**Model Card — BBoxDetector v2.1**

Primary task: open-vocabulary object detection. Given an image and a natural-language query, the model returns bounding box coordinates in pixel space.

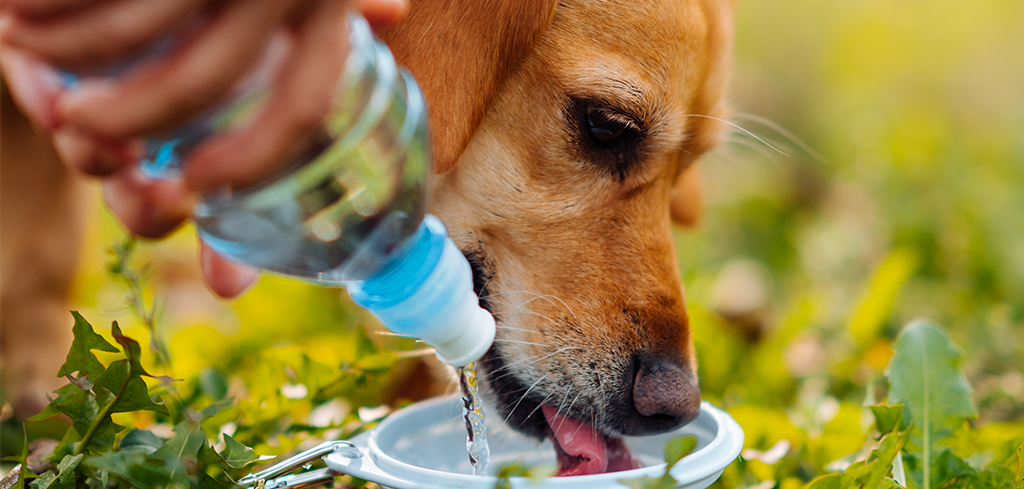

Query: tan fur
[1,83,90,416]
[385,0,736,435]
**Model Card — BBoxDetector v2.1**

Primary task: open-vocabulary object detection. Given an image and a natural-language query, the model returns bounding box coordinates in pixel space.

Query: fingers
[0,0,203,70]
[56,0,300,139]
[51,126,138,175]
[101,164,194,238]
[184,0,348,192]
[357,0,407,28]
[0,0,101,19]
[199,241,259,298]
[0,43,137,175]
[0,45,62,130]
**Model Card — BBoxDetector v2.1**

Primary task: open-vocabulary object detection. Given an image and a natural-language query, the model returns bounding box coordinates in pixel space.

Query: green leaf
[86,450,175,488]
[1016,441,1023,489]
[45,427,81,465]
[219,434,260,469]
[870,404,905,434]
[31,454,83,489]
[111,321,177,385]
[119,428,164,454]
[806,473,844,489]
[880,479,903,489]
[51,386,120,456]
[807,428,910,489]
[151,413,210,486]
[664,436,697,469]
[197,441,224,467]
[491,462,554,489]
[57,312,119,380]
[196,470,233,489]
[199,368,229,400]
[14,424,29,489]
[93,360,168,415]
[886,320,976,489]
[930,450,975,488]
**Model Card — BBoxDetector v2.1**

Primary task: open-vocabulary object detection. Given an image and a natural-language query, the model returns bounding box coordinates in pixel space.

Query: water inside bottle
[194,114,429,283]
[457,362,490,476]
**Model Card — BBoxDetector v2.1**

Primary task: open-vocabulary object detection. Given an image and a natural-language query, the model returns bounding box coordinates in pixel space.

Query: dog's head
[380,0,735,473]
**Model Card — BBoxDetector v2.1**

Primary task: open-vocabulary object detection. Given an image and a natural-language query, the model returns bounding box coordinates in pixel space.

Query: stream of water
[456,362,490,476]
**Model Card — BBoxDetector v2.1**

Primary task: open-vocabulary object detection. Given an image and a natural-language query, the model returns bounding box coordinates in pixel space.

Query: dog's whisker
[723,134,784,166]
[732,112,826,164]
[509,310,564,329]
[493,338,550,347]
[482,290,578,320]
[682,113,789,156]
[502,374,549,427]
[560,391,584,433]
[486,347,581,381]
[491,310,564,333]
[551,384,574,432]
[519,390,558,430]
[510,293,579,320]
[486,354,545,376]
[556,384,572,416]
[485,347,581,384]
[493,324,535,333]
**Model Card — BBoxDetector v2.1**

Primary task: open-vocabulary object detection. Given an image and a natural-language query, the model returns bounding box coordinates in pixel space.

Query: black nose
[619,356,701,436]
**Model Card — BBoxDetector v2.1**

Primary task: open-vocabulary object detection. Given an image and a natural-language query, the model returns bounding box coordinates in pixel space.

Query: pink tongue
[541,405,641,476]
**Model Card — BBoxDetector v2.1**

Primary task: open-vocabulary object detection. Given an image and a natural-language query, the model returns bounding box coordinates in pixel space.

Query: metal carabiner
[236,440,361,489]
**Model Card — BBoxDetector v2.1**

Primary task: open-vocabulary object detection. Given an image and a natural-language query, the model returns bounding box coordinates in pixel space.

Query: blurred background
[1,0,1022,487]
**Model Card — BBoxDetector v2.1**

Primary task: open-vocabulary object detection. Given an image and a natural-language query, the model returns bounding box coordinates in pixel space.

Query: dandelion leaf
[57,312,118,383]
[887,319,976,488]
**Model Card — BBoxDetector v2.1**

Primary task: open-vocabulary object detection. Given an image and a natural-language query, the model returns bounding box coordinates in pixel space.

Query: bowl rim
[326,396,743,488]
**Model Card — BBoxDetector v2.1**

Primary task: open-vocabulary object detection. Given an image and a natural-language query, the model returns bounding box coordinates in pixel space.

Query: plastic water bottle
[63,14,495,366]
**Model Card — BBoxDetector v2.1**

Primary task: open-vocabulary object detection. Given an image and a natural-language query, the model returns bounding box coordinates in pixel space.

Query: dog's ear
[377,0,558,174]
[670,0,736,227]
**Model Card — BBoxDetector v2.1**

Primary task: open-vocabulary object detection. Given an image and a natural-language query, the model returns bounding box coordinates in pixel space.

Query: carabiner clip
[236,440,360,488]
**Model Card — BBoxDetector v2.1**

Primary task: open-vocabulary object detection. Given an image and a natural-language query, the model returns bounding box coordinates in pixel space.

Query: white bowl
[324,396,743,489]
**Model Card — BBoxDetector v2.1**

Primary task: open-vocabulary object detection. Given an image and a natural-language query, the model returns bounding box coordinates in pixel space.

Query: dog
[0,0,735,475]
[377,0,736,476]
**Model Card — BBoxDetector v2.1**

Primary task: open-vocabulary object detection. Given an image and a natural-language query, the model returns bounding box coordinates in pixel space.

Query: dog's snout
[620,356,700,435]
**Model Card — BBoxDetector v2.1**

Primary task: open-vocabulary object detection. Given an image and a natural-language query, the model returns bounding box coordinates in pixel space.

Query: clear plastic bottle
[63,14,495,366]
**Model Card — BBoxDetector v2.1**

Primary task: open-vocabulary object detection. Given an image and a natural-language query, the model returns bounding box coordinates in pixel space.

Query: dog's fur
[0,0,736,443]
[379,0,736,439]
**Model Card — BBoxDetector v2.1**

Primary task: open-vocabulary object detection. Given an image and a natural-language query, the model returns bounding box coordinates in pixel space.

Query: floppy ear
[377,0,558,174]
[670,0,736,227]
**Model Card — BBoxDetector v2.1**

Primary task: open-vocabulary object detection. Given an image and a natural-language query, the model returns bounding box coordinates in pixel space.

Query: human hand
[0,0,406,297]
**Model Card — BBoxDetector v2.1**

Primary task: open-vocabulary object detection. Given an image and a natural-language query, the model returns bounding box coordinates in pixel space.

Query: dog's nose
[621,357,701,435]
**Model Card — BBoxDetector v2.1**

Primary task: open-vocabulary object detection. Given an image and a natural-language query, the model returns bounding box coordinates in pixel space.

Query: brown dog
[378,0,736,476]
[0,0,735,474]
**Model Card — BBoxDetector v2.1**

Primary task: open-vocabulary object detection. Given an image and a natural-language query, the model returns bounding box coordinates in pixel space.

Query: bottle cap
[348,215,496,366]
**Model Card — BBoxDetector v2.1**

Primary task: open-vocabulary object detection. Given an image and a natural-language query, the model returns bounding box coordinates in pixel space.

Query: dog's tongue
[541,405,641,477]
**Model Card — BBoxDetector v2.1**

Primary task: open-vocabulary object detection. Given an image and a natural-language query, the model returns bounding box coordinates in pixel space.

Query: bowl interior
[372,397,721,476]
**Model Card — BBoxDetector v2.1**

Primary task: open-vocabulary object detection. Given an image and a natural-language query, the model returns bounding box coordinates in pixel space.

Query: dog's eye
[586,106,632,144]
[567,99,646,181]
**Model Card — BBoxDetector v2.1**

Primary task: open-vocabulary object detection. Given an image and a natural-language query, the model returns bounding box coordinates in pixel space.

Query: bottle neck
[347,215,496,366]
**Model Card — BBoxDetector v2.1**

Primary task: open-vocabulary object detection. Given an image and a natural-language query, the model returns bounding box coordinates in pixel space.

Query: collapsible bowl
[318,396,743,489]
